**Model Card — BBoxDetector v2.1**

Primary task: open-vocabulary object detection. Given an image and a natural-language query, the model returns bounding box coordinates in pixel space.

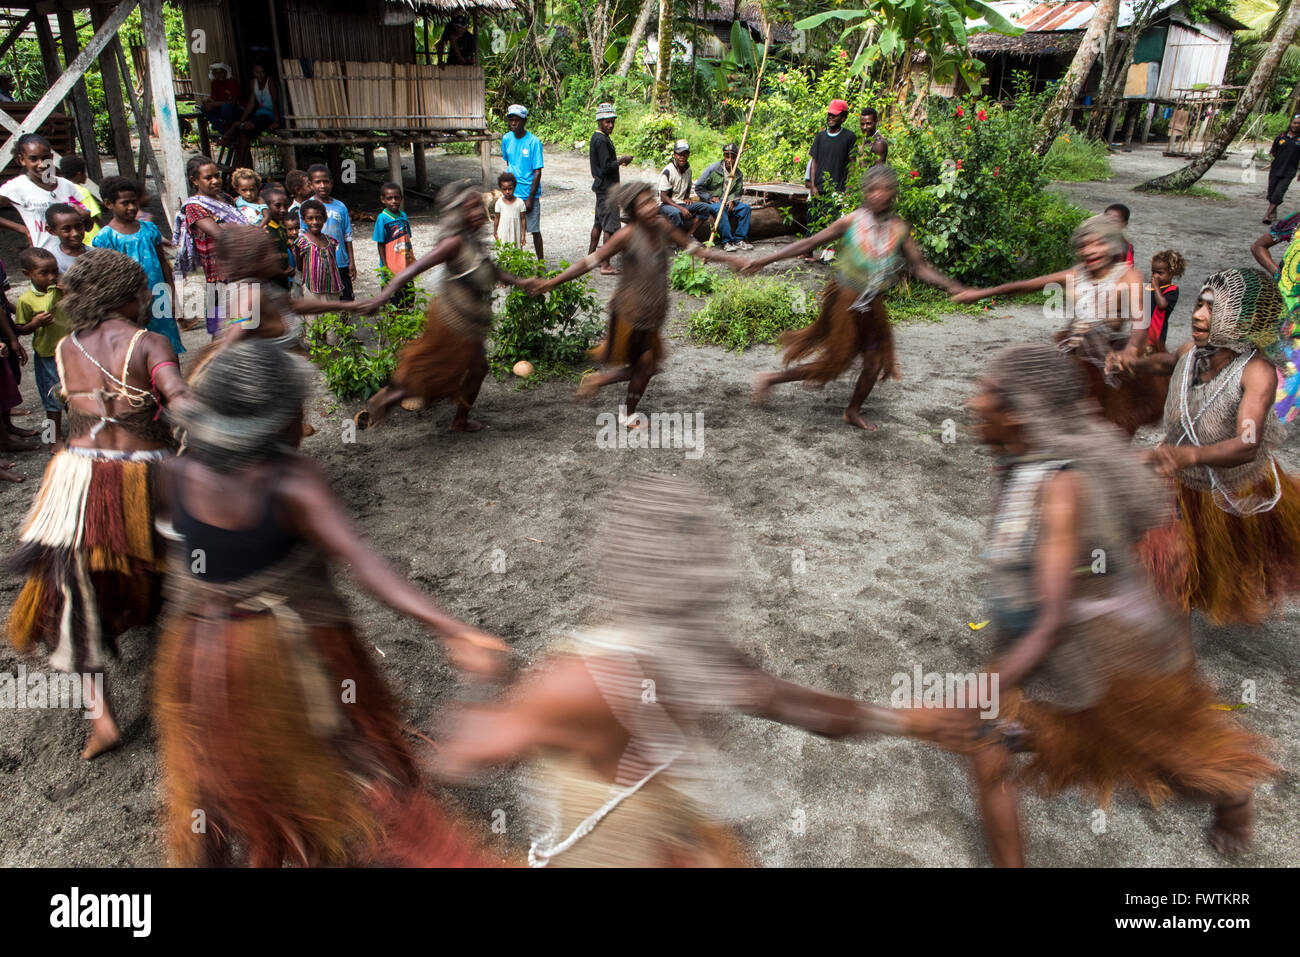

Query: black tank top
[173,474,298,584]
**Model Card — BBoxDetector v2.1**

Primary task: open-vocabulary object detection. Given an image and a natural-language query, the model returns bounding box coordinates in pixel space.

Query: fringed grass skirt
[1056,332,1169,436]
[6,446,167,672]
[1003,668,1276,807]
[155,592,492,867]
[589,312,665,369]
[1140,469,1300,624]
[394,300,485,407]
[780,280,896,386]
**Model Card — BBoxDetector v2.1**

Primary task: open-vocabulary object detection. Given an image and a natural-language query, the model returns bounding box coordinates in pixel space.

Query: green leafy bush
[669,251,720,296]
[689,278,818,351]
[490,243,604,383]
[890,82,1089,283]
[1044,134,1113,182]
[304,278,430,400]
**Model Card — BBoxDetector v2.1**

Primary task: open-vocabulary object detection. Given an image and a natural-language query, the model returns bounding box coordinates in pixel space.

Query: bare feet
[0,464,22,482]
[9,406,32,418]
[576,372,602,398]
[1208,796,1254,857]
[752,373,776,406]
[843,408,879,431]
[0,436,39,452]
[448,417,486,432]
[599,266,622,276]
[6,422,38,437]
[82,726,122,760]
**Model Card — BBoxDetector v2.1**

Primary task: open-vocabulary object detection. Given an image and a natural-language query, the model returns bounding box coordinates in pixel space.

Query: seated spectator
[200,63,242,135]
[692,143,752,251]
[658,140,696,232]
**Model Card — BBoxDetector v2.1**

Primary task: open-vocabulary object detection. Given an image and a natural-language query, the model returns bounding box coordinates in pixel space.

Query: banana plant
[795,1,1022,100]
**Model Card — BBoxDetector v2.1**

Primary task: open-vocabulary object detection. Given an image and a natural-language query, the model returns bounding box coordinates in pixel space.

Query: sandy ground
[0,141,1296,868]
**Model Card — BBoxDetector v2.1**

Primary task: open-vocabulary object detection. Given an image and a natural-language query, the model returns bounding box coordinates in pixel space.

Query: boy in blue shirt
[373,181,415,307]
[307,163,355,300]
[502,104,544,260]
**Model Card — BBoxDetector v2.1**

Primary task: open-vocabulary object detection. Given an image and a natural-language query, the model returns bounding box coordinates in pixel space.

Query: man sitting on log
[693,143,753,252]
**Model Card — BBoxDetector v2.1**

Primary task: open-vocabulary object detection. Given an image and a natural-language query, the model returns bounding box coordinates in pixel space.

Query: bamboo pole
[706,15,771,247]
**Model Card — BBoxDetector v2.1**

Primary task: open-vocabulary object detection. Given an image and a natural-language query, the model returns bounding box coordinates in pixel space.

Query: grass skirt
[1057,332,1169,435]
[393,299,485,407]
[779,280,896,386]
[6,447,167,672]
[1002,667,1276,807]
[589,312,665,369]
[154,549,492,866]
[1139,468,1300,624]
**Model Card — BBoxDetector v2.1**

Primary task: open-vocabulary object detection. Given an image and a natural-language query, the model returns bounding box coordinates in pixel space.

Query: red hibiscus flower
[956,159,962,170]
[977,109,988,121]
[910,170,919,177]
[955,106,964,118]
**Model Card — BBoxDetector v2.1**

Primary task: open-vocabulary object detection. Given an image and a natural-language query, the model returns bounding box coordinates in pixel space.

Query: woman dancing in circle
[530,180,736,418]
[156,341,506,866]
[955,214,1164,436]
[6,250,190,759]
[354,180,531,433]
[1119,268,1300,624]
[902,343,1275,865]
[742,164,967,431]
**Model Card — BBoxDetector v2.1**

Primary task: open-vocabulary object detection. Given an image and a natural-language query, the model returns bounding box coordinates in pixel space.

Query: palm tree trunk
[617,0,658,79]
[653,0,674,110]
[1138,0,1300,192]
[1033,0,1121,155]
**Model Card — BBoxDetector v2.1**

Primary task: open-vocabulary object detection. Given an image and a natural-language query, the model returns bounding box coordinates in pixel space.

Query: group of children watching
[0,133,430,458]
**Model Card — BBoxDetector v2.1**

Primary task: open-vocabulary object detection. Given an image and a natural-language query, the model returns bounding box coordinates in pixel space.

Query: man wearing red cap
[809,99,857,196]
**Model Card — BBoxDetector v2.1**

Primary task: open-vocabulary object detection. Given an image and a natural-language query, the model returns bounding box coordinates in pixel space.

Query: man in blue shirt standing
[502,104,544,260]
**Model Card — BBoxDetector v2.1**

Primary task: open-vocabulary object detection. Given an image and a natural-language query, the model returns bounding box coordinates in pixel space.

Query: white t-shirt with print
[0,175,84,251]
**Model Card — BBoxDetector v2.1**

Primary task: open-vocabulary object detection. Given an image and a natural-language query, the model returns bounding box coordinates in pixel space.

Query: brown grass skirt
[393,300,485,407]
[154,609,492,866]
[1004,668,1276,807]
[7,448,165,672]
[780,280,896,386]
[589,313,665,369]
[1140,469,1300,625]
[1056,332,1169,436]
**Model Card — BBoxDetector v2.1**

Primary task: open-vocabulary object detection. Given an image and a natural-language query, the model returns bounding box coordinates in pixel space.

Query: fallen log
[689,203,804,242]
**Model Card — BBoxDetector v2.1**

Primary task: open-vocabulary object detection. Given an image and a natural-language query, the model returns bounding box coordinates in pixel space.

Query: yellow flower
[1063,135,1071,143]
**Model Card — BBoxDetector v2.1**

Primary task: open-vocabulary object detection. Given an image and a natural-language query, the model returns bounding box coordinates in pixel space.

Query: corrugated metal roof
[969,0,1231,32]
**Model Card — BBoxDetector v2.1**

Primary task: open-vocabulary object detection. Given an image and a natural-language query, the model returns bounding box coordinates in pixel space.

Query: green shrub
[1044,134,1113,182]
[304,276,430,401]
[489,243,604,384]
[890,82,1090,283]
[669,251,721,296]
[689,278,818,351]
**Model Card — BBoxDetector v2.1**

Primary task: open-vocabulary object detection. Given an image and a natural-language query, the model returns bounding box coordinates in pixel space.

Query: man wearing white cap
[200,62,242,135]
[589,102,632,272]
[658,140,697,232]
[503,104,545,258]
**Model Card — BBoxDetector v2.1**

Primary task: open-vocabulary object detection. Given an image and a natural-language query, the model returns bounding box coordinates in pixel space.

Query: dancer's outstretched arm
[739,213,855,274]
[952,268,1071,304]
[899,231,967,295]
[279,454,508,676]
[531,224,636,294]
[354,234,463,313]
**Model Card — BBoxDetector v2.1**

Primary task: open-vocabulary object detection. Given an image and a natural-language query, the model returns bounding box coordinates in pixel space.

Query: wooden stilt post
[385,141,401,184]
[34,14,62,88]
[326,144,341,180]
[363,144,375,169]
[57,9,102,179]
[141,0,184,224]
[413,140,427,191]
[93,2,135,177]
[478,138,491,187]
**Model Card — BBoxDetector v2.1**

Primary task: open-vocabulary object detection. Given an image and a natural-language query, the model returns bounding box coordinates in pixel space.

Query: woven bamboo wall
[281,61,486,131]
[284,0,416,63]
